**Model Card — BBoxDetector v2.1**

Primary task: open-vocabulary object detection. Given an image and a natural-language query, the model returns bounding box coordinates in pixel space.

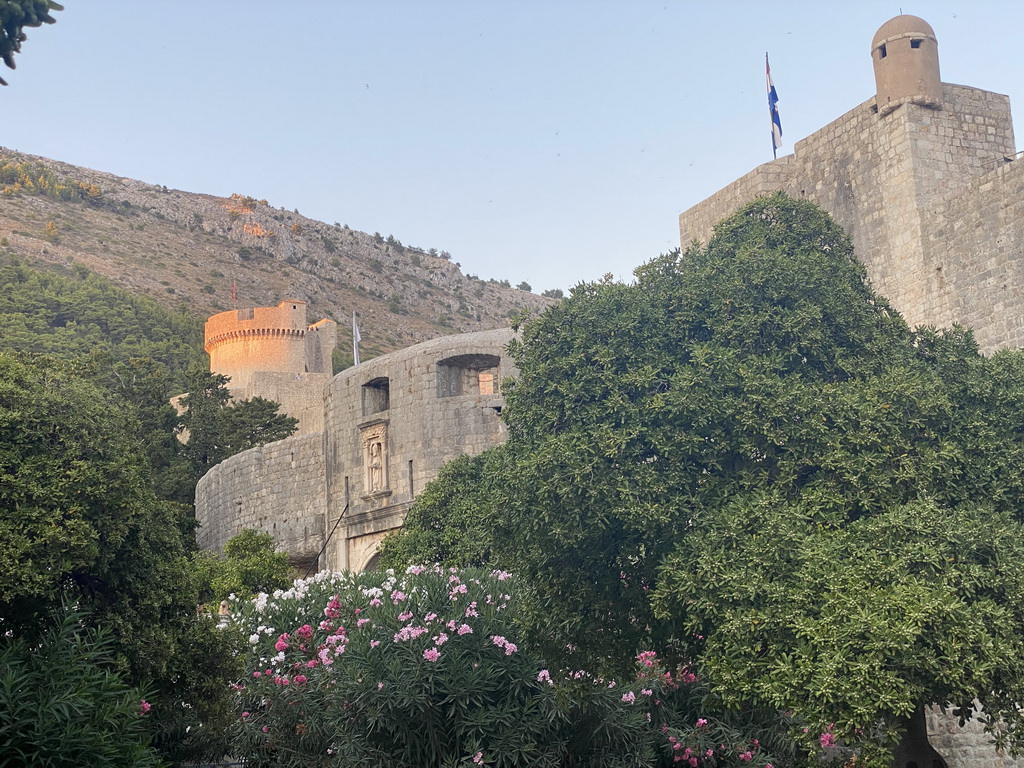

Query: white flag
[352,311,361,366]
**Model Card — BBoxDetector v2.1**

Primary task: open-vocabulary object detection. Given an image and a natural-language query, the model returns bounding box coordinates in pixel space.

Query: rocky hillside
[0,147,553,361]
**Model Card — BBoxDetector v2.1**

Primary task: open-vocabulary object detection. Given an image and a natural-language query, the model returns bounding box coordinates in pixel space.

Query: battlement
[204,300,337,432]
[202,301,335,397]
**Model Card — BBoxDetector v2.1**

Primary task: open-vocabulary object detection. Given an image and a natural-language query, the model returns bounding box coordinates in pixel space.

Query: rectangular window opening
[408,460,414,497]
[879,44,887,58]
[910,39,921,49]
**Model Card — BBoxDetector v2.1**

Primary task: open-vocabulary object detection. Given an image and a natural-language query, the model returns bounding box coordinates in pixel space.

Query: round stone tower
[871,14,941,116]
[205,299,310,390]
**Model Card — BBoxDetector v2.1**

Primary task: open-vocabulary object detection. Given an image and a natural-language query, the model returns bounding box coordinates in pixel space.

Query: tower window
[879,44,887,59]
[910,39,922,49]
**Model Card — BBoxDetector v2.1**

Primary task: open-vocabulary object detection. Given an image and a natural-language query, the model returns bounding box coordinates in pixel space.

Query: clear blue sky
[4,1,1024,293]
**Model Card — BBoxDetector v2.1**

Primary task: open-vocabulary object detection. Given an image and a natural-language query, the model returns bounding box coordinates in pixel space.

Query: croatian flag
[766,53,782,159]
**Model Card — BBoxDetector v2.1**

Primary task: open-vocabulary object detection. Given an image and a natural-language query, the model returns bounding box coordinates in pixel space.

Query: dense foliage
[383,194,1024,765]
[228,566,787,768]
[0,261,204,389]
[194,529,294,604]
[0,606,160,768]
[0,352,241,764]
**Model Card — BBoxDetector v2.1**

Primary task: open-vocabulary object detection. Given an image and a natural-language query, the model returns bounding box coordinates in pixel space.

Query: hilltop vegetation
[0,147,554,360]
[0,256,204,388]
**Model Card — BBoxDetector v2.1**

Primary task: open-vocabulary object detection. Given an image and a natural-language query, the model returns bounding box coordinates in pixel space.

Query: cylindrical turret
[871,15,941,116]
[205,300,310,389]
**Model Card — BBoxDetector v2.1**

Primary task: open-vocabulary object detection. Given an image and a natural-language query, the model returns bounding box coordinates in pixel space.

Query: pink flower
[369,598,382,607]
[641,688,653,696]
[138,700,151,715]
[820,732,836,748]
[242,711,250,718]
[275,633,290,652]
[457,623,473,635]
[390,589,407,604]
[537,669,553,685]
[465,601,479,618]
[307,659,318,668]
[696,718,708,728]
[324,596,341,619]
[425,612,438,622]
[739,751,753,762]
[434,632,449,646]
[398,611,413,621]
[253,671,262,678]
[357,618,370,627]
[293,674,308,685]
[377,681,384,689]
[423,647,441,662]
[473,752,484,765]
[296,624,313,639]
[636,651,657,668]
[370,640,381,648]
[621,691,636,703]
[262,726,269,733]
[689,758,698,767]
[449,583,468,598]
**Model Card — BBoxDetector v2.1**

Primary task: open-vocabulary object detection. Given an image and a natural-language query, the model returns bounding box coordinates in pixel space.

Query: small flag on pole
[352,311,361,366]
[766,53,783,159]
[232,279,237,308]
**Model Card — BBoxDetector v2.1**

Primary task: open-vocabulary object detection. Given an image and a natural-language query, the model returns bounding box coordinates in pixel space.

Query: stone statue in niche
[360,422,389,497]
[368,440,384,491]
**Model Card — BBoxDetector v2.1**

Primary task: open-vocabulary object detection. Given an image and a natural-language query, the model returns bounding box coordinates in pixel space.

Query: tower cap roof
[872,15,936,50]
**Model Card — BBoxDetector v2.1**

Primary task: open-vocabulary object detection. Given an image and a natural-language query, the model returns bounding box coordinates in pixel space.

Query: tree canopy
[383,194,1024,766]
[0,352,241,763]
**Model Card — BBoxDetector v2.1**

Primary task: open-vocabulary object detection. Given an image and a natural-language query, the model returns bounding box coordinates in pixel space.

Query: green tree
[387,194,1024,766]
[194,529,293,604]
[0,0,62,85]
[0,352,241,764]
[0,605,161,768]
[177,366,298,499]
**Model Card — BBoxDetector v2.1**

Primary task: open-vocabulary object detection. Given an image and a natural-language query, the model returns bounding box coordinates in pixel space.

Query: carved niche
[360,421,391,501]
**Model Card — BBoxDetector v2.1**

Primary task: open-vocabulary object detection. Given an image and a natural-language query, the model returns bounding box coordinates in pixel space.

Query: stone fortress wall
[196,328,514,574]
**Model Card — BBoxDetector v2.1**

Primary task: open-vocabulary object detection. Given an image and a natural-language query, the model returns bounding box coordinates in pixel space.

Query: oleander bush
[227,566,788,768]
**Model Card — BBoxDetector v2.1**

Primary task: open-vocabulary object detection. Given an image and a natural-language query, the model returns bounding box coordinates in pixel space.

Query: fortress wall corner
[322,328,516,572]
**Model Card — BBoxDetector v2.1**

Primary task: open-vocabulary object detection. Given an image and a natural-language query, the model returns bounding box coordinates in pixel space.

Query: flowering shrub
[228,567,779,767]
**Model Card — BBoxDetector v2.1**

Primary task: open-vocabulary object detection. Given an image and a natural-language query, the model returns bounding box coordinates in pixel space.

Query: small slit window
[910,38,921,49]
[362,377,390,415]
[879,43,887,59]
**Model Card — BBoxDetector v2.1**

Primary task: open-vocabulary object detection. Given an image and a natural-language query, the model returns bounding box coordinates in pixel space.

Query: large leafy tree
[0,352,240,764]
[385,194,1024,766]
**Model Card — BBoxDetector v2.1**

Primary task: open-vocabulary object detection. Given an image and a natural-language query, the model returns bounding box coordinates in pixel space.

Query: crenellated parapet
[203,300,337,433]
